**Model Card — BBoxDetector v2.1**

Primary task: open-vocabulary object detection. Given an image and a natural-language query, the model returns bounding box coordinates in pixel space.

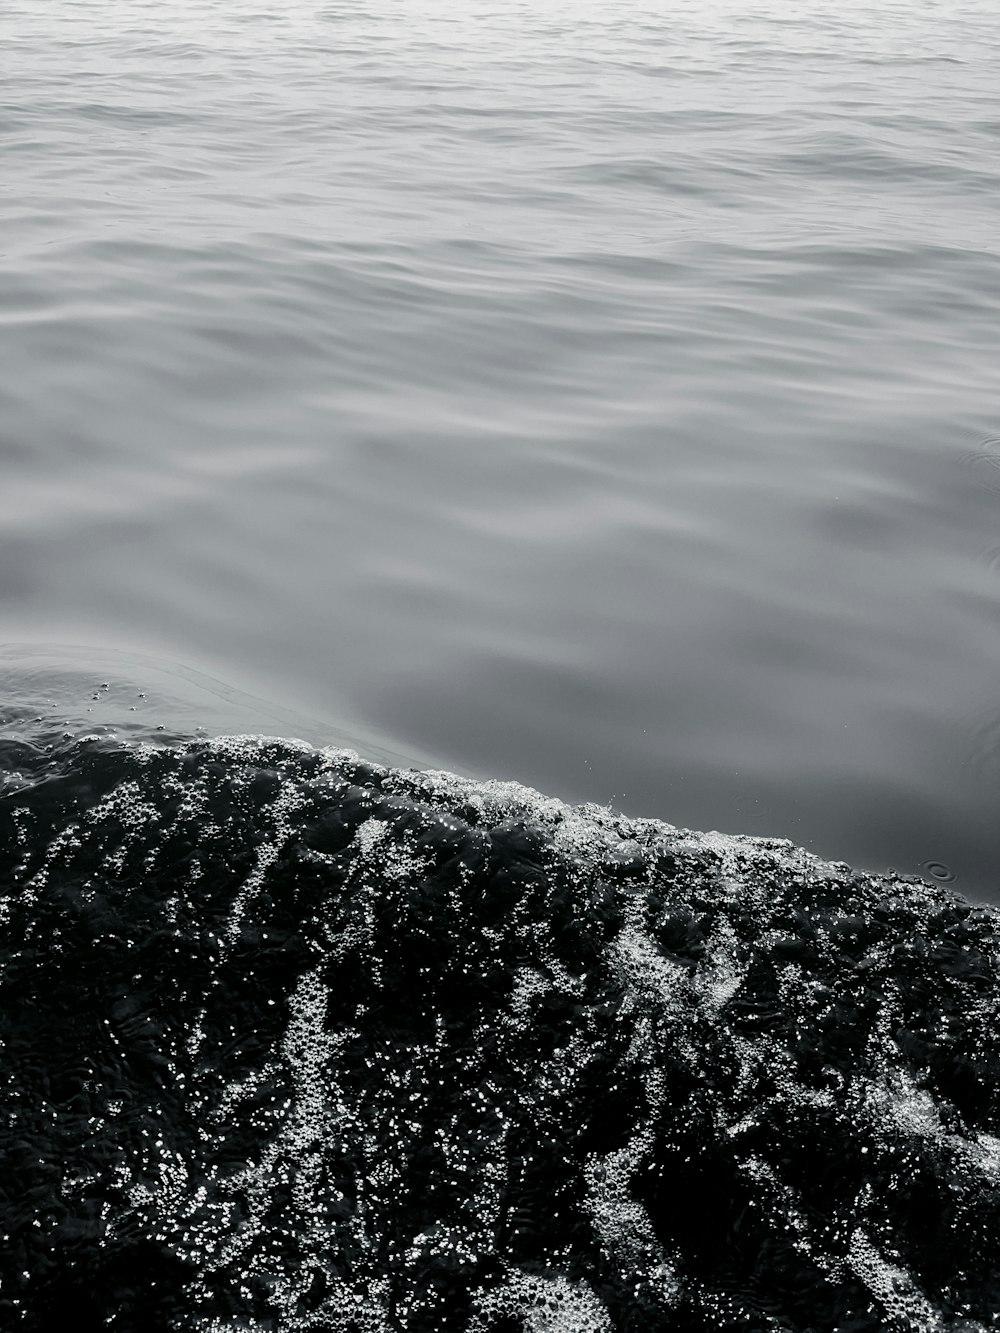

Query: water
[4,2,1000,1326]
[3,0,999,896]
[3,719,1000,1330]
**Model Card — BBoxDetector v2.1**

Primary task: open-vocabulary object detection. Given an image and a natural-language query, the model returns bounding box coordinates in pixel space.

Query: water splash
[1,731,998,1330]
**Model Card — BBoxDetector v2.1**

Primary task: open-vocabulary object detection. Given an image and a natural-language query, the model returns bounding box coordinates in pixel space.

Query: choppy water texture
[2,696,1000,1331]
[3,0,1000,894]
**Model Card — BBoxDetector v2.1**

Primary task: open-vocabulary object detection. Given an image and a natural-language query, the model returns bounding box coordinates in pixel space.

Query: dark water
[2,691,1000,1331]
[3,0,1000,894]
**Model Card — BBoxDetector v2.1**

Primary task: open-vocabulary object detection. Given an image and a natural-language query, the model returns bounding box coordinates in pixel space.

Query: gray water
[3,0,1000,898]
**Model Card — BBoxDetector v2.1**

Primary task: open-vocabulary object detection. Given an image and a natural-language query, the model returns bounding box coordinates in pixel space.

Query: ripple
[964,436,1000,493]
[960,700,1000,789]
[921,859,957,884]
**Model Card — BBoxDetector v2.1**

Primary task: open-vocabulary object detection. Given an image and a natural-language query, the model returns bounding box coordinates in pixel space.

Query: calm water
[4,0,1000,897]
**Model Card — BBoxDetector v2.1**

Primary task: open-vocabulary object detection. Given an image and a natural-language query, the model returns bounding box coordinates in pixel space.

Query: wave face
[2,731,999,1331]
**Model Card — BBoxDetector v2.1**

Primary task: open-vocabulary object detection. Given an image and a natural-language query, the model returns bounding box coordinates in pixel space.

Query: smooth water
[4,0,1000,895]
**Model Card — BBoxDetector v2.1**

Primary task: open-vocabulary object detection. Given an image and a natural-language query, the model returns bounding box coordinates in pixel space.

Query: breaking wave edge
[1,730,999,1332]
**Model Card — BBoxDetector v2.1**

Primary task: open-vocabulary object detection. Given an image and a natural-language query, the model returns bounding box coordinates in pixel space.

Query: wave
[2,709,999,1330]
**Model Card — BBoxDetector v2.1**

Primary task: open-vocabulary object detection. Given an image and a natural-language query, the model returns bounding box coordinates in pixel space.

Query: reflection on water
[2,0,1000,897]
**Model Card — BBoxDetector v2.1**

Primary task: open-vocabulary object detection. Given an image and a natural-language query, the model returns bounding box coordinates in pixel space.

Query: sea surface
[4,3,1000,1329]
[3,721,1000,1330]
[3,0,999,896]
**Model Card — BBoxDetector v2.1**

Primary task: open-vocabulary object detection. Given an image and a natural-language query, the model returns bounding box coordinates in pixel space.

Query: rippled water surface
[4,0,1000,896]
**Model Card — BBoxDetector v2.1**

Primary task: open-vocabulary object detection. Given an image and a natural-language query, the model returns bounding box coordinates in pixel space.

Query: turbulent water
[2,669,1000,1331]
